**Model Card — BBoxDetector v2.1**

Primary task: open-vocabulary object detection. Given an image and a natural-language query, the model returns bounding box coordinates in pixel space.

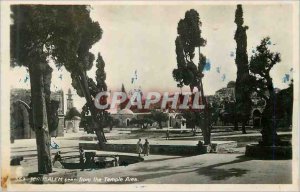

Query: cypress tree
[234,5,252,134]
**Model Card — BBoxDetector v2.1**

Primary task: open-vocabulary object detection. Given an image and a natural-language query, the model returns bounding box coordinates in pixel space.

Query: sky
[10,4,294,111]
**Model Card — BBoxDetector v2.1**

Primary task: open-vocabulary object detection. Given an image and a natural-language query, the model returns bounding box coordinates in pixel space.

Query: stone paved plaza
[10,130,293,184]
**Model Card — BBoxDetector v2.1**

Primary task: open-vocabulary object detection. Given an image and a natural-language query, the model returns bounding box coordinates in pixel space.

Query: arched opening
[126,119,130,127]
[169,116,172,127]
[11,101,31,139]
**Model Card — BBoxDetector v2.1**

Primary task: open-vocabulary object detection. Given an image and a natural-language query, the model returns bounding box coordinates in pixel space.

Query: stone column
[57,115,65,137]
[73,119,79,133]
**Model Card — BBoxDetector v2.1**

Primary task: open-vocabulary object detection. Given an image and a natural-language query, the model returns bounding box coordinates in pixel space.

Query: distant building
[10,88,65,139]
[212,82,267,127]
[215,87,235,104]
[110,108,186,129]
[66,88,74,112]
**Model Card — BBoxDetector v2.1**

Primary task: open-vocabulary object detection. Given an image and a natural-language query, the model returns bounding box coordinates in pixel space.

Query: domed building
[111,108,135,127]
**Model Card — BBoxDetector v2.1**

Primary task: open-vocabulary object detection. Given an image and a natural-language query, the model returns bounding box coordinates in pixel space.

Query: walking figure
[79,146,86,171]
[166,129,170,140]
[143,139,150,156]
[136,139,143,157]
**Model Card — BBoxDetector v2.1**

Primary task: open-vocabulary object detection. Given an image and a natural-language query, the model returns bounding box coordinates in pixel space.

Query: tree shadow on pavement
[197,167,248,180]
[196,155,250,180]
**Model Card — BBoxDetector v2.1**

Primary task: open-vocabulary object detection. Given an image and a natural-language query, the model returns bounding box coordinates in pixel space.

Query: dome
[72,116,81,120]
[118,109,134,115]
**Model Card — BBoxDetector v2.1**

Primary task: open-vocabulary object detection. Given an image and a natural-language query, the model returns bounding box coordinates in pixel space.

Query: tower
[51,89,64,115]
[66,88,73,112]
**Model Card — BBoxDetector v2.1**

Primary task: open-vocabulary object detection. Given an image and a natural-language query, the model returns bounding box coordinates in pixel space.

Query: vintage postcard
[0,0,299,191]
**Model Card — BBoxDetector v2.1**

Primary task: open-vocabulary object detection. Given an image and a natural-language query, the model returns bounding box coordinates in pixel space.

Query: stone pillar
[57,115,65,137]
[66,121,74,133]
[73,119,80,133]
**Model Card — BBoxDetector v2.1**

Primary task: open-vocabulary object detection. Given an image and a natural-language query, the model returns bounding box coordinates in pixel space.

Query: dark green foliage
[234,4,252,133]
[107,117,120,128]
[87,77,99,98]
[182,110,197,128]
[50,6,102,74]
[130,118,154,129]
[275,82,293,128]
[234,5,249,68]
[45,5,103,101]
[150,110,169,129]
[172,9,210,144]
[79,115,93,133]
[249,37,282,146]
[95,53,107,92]
[209,101,220,125]
[71,73,84,97]
[48,6,108,143]
[219,100,236,126]
[172,9,206,90]
[249,37,281,79]
[10,5,55,68]
[65,107,81,120]
[227,81,236,88]
[177,10,206,58]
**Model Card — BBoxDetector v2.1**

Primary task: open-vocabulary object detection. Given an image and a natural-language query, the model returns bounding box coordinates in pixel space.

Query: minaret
[58,89,64,115]
[66,88,73,112]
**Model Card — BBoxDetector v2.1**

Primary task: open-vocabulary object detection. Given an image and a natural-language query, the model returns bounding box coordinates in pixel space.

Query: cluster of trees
[10,5,109,174]
[130,110,169,129]
[130,118,154,129]
[172,5,293,146]
[10,4,293,175]
[249,37,293,145]
[234,5,293,145]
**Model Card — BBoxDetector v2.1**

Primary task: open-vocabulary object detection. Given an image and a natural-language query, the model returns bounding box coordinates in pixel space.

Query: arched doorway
[126,119,130,127]
[11,101,32,139]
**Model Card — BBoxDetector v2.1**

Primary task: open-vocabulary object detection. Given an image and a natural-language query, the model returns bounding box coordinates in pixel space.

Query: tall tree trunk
[158,122,162,129]
[234,121,239,131]
[242,121,247,134]
[233,106,239,131]
[76,71,107,145]
[197,46,211,145]
[43,64,54,135]
[261,79,280,146]
[29,63,52,174]
[198,80,211,145]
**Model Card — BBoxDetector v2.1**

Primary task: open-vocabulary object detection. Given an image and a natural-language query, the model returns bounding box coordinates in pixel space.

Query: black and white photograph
[0,1,299,191]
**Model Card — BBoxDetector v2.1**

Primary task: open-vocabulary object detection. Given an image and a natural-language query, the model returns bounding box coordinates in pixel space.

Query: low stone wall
[79,141,238,156]
[79,140,239,156]
[105,143,208,155]
[245,144,292,160]
[80,143,208,155]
